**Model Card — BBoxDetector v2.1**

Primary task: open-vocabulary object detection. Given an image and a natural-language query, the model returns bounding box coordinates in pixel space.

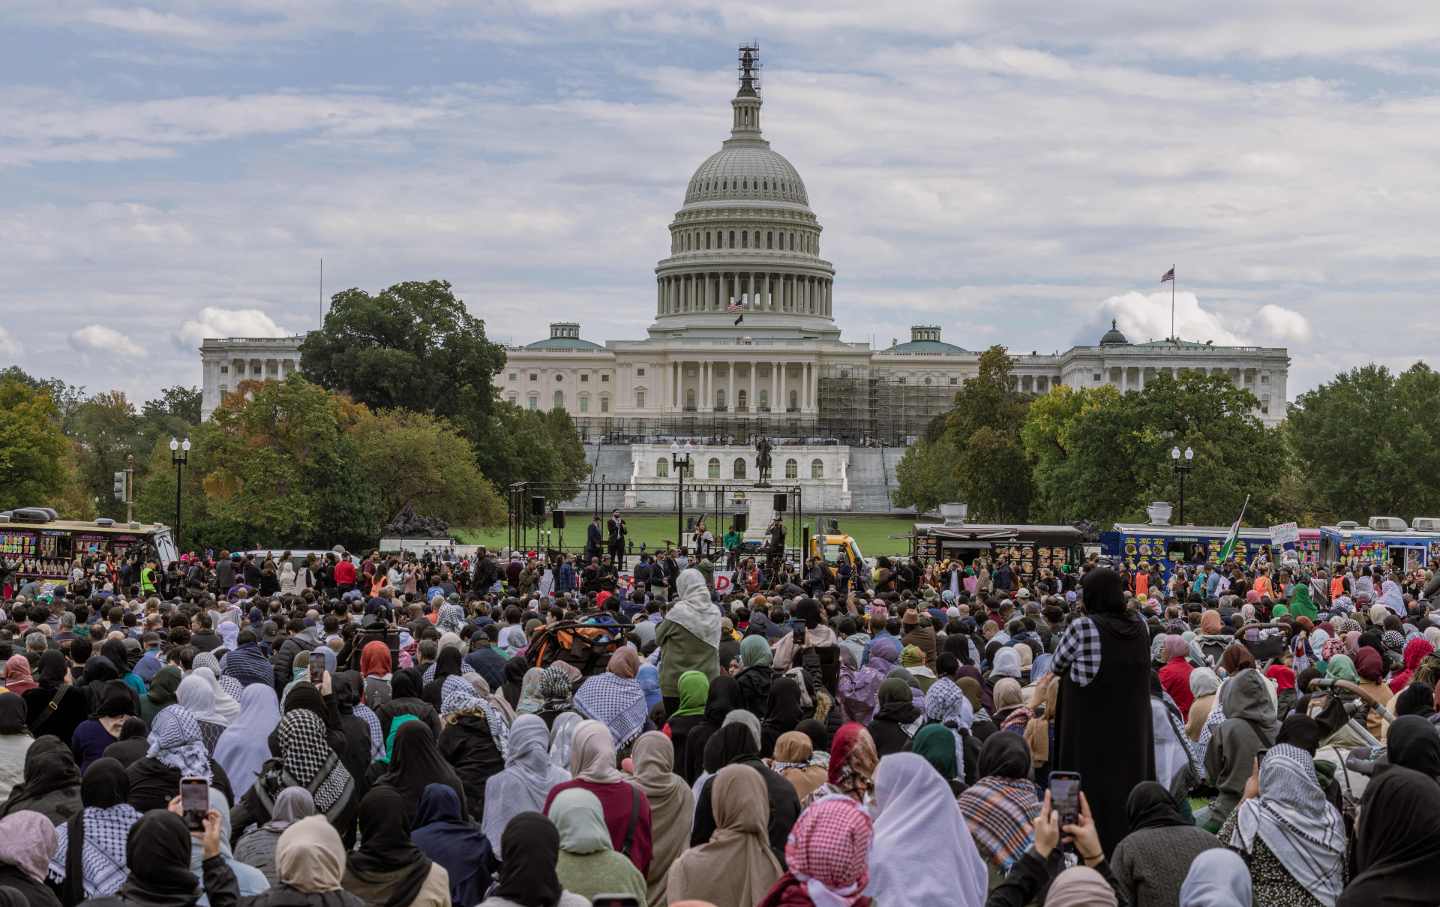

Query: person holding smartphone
[985,790,1125,907]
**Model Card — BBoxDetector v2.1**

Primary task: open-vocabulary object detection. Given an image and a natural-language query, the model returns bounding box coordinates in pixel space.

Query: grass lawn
[454,513,919,557]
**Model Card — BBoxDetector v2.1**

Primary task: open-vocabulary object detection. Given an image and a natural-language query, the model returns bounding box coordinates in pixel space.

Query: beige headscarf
[664,764,781,907]
[570,718,624,784]
[276,815,346,893]
[771,731,828,802]
[626,732,695,906]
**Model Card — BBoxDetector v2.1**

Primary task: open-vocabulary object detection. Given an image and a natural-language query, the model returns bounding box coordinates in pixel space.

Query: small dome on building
[887,325,967,354]
[525,322,603,351]
[1099,319,1129,346]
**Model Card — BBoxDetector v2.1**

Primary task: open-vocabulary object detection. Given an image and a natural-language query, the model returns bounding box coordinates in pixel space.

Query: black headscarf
[95,681,134,719]
[942,632,974,667]
[703,674,740,727]
[80,656,118,687]
[491,811,564,907]
[410,782,491,907]
[121,810,202,899]
[1081,567,1127,615]
[1124,781,1188,833]
[1385,716,1440,779]
[976,729,1031,780]
[331,671,363,713]
[705,722,758,773]
[1275,715,1322,755]
[37,650,69,689]
[762,676,803,741]
[100,640,131,675]
[60,757,132,905]
[376,719,466,823]
[501,656,529,709]
[797,718,831,755]
[1340,765,1440,906]
[0,695,25,735]
[390,668,422,700]
[1393,683,1435,719]
[345,787,433,907]
[433,647,463,683]
[283,682,336,729]
[0,735,80,818]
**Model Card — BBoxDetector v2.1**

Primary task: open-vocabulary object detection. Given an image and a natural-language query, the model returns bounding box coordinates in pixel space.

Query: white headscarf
[179,667,239,726]
[482,714,571,852]
[866,753,987,907]
[666,569,721,649]
[1226,743,1343,905]
[1180,848,1252,907]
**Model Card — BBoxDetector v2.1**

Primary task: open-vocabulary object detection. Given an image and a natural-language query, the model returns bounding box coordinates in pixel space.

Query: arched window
[527,394,538,411]
[599,395,609,413]
[707,457,720,479]
[811,459,824,479]
[552,390,564,409]
[758,389,769,412]
[685,388,696,411]
[733,458,747,479]
[788,389,798,412]
[767,231,773,249]
[716,388,727,411]
[635,389,646,409]
[729,230,735,247]
[656,458,669,478]
[785,458,798,479]
[705,232,711,249]
[737,389,748,411]
[742,232,748,248]
[578,394,590,413]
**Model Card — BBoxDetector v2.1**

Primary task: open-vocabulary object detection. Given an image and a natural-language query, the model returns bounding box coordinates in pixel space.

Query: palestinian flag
[1217,495,1249,562]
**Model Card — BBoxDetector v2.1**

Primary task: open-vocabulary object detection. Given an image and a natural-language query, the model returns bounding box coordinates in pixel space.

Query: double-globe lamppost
[670,441,693,553]
[169,437,191,552]
[1170,445,1194,525]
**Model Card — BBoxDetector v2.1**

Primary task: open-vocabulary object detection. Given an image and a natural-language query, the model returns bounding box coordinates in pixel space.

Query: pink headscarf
[2,656,36,696]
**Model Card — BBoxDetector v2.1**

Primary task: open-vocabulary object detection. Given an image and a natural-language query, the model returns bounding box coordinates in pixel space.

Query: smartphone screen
[591,897,642,907]
[309,652,326,684]
[1050,772,1081,827]
[180,777,208,832]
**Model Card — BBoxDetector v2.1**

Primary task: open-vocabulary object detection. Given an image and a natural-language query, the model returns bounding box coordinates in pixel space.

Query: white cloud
[69,324,145,357]
[0,325,19,358]
[1093,291,1246,346]
[174,307,291,349]
[1253,304,1313,343]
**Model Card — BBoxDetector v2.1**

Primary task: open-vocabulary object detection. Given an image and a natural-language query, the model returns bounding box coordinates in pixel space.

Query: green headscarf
[1289,582,1317,620]
[140,666,182,724]
[377,713,420,764]
[911,723,959,781]
[1271,602,1290,618]
[672,670,709,718]
[740,635,773,669]
[1325,653,1359,684]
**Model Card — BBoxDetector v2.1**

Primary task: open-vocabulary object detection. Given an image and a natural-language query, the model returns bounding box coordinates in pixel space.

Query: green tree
[1287,363,1440,521]
[0,377,82,512]
[893,417,963,512]
[350,408,505,527]
[67,390,145,520]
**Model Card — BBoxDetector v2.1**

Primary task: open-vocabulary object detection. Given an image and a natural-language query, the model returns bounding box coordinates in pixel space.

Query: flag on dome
[728,301,745,325]
[1160,267,1175,283]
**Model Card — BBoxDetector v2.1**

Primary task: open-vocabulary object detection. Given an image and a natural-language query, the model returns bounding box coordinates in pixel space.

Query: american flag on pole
[1160,267,1175,283]
[728,301,745,325]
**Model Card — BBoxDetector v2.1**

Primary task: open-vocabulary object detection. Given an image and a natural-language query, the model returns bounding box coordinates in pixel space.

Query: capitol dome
[651,46,836,339]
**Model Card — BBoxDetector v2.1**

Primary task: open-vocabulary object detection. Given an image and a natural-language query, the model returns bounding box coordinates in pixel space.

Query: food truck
[911,506,1090,587]
[0,508,177,586]
[1318,517,1440,572]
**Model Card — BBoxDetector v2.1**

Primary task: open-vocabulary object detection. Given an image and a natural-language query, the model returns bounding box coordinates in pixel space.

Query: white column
[749,365,756,413]
[728,363,735,412]
[826,280,832,315]
[780,363,788,412]
[771,365,779,413]
[703,361,711,411]
[803,363,811,410]
[748,272,755,307]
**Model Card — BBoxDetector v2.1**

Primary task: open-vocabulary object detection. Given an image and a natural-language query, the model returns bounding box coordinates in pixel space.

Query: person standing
[586,516,604,564]
[1051,566,1155,854]
[607,511,626,570]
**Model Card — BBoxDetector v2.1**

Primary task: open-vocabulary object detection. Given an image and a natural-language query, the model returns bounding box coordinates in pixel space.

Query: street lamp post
[1170,445,1194,525]
[169,437,190,552]
[671,442,693,553]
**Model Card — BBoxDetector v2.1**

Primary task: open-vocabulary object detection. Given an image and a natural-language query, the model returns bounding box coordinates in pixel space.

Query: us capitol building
[200,47,1289,510]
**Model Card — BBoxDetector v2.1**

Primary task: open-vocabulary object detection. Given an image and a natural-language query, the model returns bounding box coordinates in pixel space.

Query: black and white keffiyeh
[147,705,212,781]
[422,659,476,685]
[440,675,509,758]
[573,671,648,749]
[354,702,385,759]
[436,603,468,634]
[48,804,141,898]
[273,709,353,813]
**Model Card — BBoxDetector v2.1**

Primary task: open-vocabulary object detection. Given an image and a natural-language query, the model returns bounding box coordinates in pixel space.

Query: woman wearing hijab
[242,813,364,907]
[1337,764,1440,907]
[69,683,135,774]
[681,675,737,785]
[374,720,467,827]
[23,651,87,744]
[666,764,782,907]
[692,718,800,860]
[234,788,315,887]
[1384,715,1440,778]
[1110,781,1221,907]
[537,666,577,729]
[0,735,82,823]
[126,706,233,814]
[0,695,31,806]
[48,758,141,903]
[1179,849,1252,907]
[546,788,648,904]
[136,667,181,727]
[343,788,449,907]
[213,684,280,800]
[1388,636,1435,694]
[176,673,228,755]
[802,722,878,808]
[188,788,269,903]
[548,712,582,770]
[867,753,987,907]
[755,796,872,907]
[1158,635,1195,718]
[910,724,962,794]
[767,732,827,803]
[360,642,394,711]
[736,635,776,716]
[1186,668,1221,742]
[190,667,239,725]
[478,812,590,907]
[3,657,36,697]
[514,667,544,716]
[1218,742,1346,906]
[663,671,708,783]
[436,676,505,821]
[866,677,921,758]
[483,714,571,853]
[0,811,60,907]
[760,675,804,757]
[1202,668,1278,832]
[499,657,530,712]
[232,709,357,848]
[573,648,650,751]
[959,732,1042,874]
[623,733,694,907]
[1051,567,1154,854]
[1353,648,1393,741]
[543,719,653,874]
[656,569,721,711]
[76,807,232,907]
[411,783,492,907]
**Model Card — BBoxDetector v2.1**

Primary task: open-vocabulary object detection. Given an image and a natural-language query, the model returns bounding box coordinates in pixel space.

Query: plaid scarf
[573,672,649,750]
[958,776,1040,872]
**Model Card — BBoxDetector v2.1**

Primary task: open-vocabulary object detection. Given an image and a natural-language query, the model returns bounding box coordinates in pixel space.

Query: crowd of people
[0,539,1438,907]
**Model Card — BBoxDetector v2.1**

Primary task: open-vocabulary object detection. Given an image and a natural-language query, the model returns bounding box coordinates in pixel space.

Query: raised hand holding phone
[1063,792,1104,867]
[1033,790,1061,860]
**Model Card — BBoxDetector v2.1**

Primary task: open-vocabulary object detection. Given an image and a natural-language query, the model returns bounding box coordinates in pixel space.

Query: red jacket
[1158,657,1195,719]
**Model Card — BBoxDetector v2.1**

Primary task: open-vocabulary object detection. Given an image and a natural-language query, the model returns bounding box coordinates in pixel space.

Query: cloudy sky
[3,1,1438,405]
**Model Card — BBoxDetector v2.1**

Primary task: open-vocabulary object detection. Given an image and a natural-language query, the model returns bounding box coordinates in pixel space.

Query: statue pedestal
[744,493,775,541]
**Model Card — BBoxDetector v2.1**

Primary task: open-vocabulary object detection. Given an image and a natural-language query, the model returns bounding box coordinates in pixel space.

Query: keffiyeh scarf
[573,671,649,750]
[440,675,510,758]
[47,805,142,898]
[147,706,212,781]
[268,709,353,814]
[958,776,1040,872]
